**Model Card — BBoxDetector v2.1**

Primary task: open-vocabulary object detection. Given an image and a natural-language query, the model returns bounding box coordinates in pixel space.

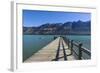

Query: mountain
[23,20,91,35]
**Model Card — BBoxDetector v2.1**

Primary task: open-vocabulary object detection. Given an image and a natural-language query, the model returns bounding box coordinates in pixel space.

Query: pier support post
[71,40,73,55]
[78,43,82,60]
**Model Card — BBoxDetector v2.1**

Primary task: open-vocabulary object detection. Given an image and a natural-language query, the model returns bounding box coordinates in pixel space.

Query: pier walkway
[24,37,75,63]
[24,36,91,63]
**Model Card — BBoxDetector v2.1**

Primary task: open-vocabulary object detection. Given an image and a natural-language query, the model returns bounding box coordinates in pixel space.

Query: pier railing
[62,37,91,60]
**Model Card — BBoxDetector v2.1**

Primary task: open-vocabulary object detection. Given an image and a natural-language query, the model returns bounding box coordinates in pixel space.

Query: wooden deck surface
[24,37,75,63]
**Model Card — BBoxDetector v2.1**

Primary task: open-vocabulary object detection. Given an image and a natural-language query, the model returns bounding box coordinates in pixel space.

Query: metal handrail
[81,47,91,56]
[62,37,91,60]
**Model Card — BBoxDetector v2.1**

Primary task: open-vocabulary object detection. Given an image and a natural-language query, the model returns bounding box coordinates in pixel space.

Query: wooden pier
[24,36,91,63]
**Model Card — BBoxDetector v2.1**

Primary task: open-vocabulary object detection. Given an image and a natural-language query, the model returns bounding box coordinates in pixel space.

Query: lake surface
[66,35,91,50]
[23,35,54,61]
[23,35,91,61]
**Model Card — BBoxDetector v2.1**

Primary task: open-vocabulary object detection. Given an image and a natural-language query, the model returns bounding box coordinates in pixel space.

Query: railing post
[71,40,73,55]
[78,43,82,60]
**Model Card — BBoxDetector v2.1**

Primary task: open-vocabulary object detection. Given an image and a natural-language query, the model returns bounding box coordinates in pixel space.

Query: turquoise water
[23,35,54,61]
[66,35,91,50]
[23,35,91,61]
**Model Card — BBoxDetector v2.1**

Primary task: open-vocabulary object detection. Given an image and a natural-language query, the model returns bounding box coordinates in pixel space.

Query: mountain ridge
[23,20,91,35]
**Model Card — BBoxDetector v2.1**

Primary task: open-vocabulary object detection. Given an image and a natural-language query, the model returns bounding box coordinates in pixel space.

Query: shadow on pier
[52,36,91,61]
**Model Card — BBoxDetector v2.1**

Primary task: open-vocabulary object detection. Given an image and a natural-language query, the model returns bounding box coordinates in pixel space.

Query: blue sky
[23,10,91,27]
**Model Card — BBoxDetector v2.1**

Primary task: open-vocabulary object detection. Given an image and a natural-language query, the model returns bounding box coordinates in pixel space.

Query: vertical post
[71,40,73,55]
[78,43,82,60]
